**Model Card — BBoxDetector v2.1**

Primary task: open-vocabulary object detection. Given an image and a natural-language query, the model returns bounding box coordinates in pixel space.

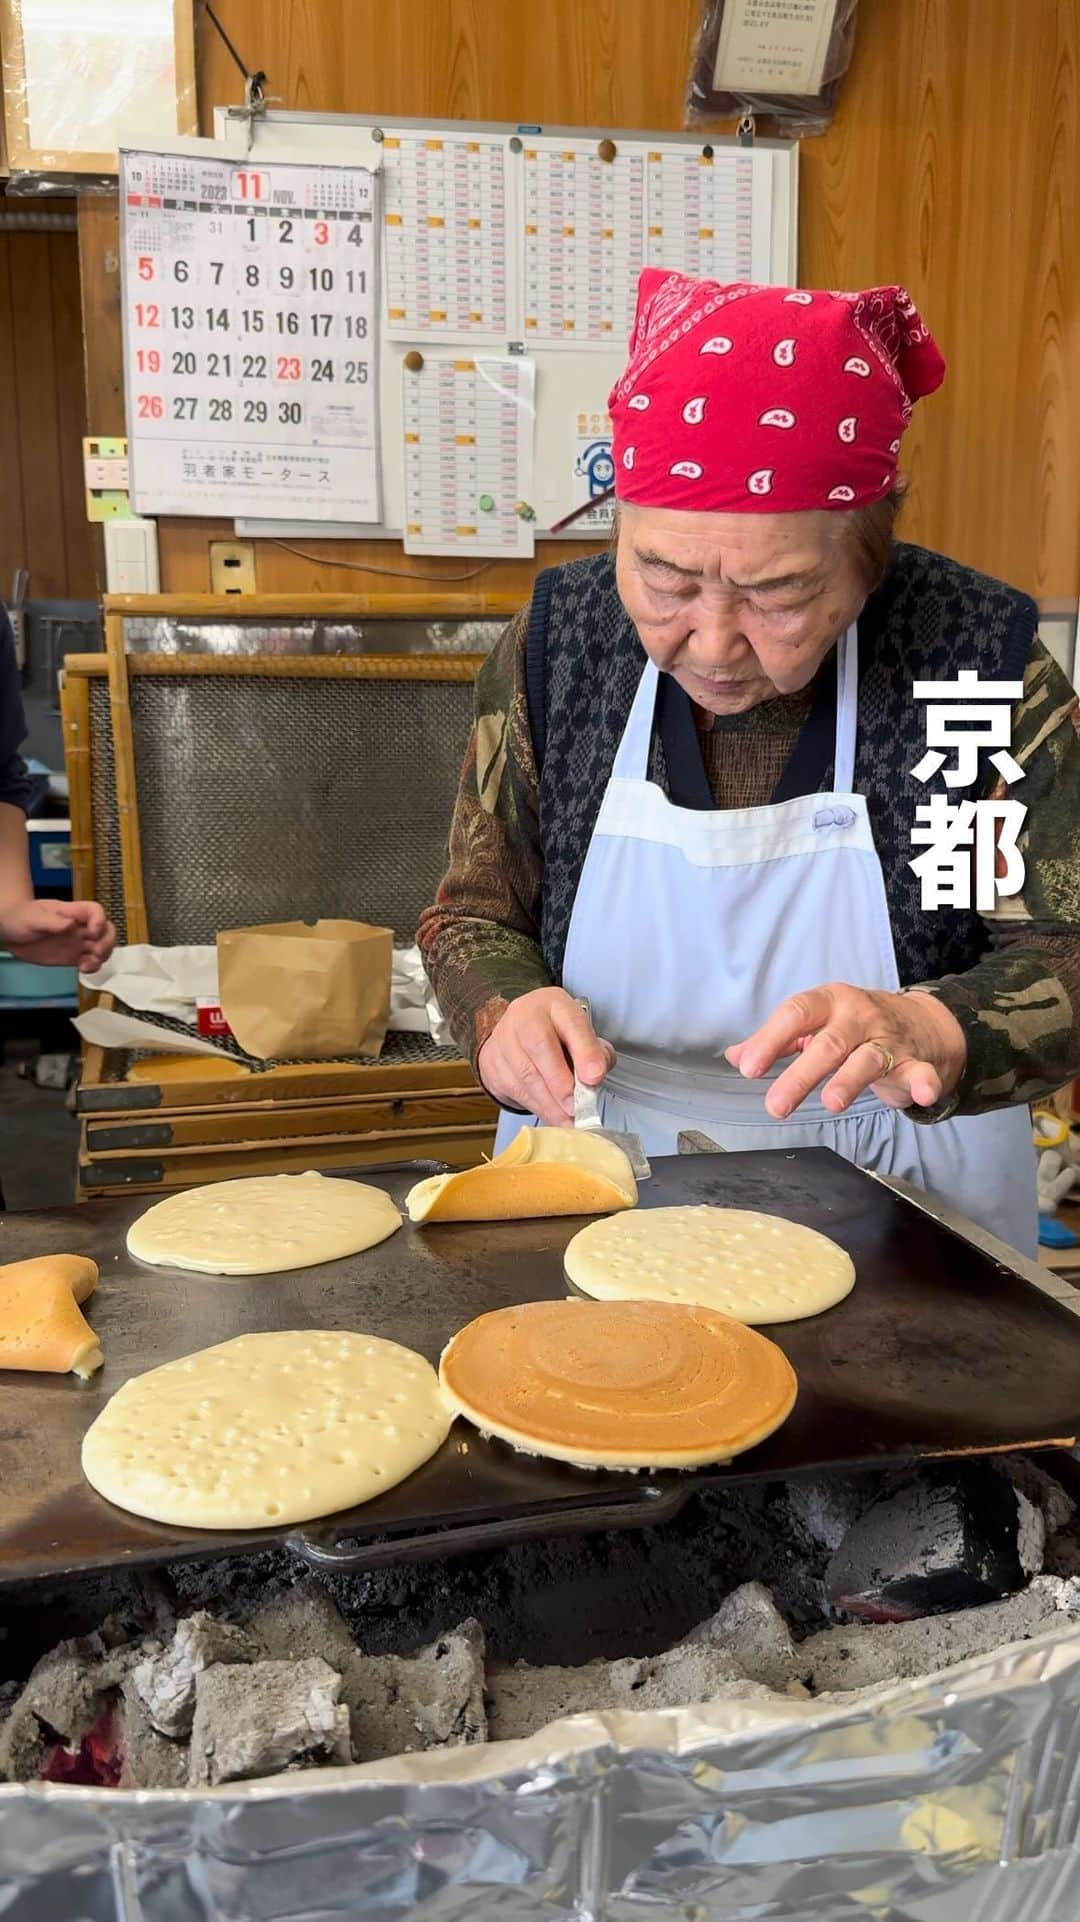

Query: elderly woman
[419,272,1080,1256]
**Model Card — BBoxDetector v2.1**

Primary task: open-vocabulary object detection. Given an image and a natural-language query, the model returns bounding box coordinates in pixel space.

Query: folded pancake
[564,1205,855,1324]
[407,1127,636,1224]
[0,1254,102,1378]
[439,1298,796,1469]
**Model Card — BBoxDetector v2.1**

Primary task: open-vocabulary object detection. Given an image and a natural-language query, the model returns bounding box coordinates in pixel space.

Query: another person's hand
[726,984,966,1118]
[477,988,615,1126]
[0,898,116,973]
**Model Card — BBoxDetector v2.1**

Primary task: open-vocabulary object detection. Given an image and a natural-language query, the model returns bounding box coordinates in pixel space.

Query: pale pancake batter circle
[126,1171,402,1275]
[439,1299,797,1469]
[564,1205,854,1324]
[81,1330,452,1529]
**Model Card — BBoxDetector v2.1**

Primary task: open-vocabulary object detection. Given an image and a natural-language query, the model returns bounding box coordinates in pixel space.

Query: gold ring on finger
[869,1040,895,1077]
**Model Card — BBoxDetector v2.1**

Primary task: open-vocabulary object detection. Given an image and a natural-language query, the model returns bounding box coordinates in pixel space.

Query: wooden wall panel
[75,0,1080,599]
[799,0,1079,603]
[0,226,95,599]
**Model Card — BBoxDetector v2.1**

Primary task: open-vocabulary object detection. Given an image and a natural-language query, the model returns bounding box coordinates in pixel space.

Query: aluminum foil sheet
[121,618,503,657]
[3,1623,1080,1921]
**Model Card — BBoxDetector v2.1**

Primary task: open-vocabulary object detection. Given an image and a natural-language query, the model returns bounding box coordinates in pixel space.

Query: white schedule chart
[120,150,381,521]
[382,131,508,341]
[522,140,647,348]
[402,355,536,557]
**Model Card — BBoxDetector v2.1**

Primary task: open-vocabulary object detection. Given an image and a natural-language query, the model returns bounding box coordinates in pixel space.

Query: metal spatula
[572,998,651,1181]
[573,1076,651,1180]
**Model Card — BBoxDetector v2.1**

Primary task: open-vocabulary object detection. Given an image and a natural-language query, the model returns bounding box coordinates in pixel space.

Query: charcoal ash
[682,1580,799,1690]
[131,1610,257,1737]
[801,1575,1080,1694]
[188,1657,351,1787]
[1,1455,1079,1792]
[342,1620,487,1762]
[124,1477,832,1666]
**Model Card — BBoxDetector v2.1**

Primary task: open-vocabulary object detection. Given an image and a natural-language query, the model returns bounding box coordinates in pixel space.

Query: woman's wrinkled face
[615,503,869,715]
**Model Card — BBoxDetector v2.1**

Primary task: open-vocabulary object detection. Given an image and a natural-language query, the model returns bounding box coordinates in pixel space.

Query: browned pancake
[439,1297,796,1468]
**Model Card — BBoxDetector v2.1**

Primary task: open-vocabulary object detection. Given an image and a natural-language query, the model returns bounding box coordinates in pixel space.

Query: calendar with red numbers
[120,150,381,522]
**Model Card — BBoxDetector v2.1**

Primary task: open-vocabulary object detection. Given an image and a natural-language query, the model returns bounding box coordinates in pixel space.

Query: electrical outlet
[210,540,257,595]
[83,436,132,522]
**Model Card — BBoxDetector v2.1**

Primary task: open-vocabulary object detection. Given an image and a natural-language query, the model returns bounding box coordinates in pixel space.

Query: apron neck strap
[612,622,859,794]
[611,658,660,780]
[833,622,859,793]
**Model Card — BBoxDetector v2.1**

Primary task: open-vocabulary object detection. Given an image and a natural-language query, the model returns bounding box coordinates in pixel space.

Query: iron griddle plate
[1,1149,1078,1585]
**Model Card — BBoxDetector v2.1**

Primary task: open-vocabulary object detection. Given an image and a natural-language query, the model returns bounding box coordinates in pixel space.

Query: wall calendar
[120,150,381,522]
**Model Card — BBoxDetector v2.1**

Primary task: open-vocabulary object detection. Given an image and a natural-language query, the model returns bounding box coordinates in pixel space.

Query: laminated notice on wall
[401,355,535,557]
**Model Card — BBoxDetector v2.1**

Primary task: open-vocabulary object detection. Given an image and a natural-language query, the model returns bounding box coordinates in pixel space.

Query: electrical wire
[197,14,498,589]
[201,2,264,93]
[270,541,497,584]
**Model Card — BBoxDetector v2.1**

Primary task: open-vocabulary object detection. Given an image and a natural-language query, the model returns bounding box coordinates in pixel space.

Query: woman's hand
[0,898,116,972]
[477,988,615,1126]
[726,984,966,1118]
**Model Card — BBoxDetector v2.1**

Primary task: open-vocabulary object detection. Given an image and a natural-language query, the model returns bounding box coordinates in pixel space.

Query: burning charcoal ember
[681,1582,799,1692]
[131,1611,256,1738]
[344,1620,487,1764]
[0,1634,128,1782]
[40,1702,122,1787]
[188,1657,351,1787]
[801,1575,1080,1694]
[825,1463,1045,1622]
[486,1642,747,1743]
[246,1583,355,1670]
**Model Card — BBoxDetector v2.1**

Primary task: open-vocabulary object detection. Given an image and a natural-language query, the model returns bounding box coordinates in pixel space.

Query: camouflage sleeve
[913,639,1080,1114]
[416,605,551,1068]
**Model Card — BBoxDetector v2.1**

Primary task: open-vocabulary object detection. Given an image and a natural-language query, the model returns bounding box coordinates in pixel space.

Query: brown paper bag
[217,920,393,1061]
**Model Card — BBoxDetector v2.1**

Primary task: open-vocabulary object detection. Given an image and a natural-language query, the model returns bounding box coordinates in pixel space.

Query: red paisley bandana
[608,271,945,513]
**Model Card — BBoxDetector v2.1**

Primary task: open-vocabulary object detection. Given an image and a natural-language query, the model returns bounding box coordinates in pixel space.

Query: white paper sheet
[81,944,219,1022]
[521,139,646,349]
[381,130,510,342]
[79,944,451,1043]
[74,1006,227,1059]
[644,146,762,282]
[21,0,180,156]
[402,354,535,556]
[712,0,838,95]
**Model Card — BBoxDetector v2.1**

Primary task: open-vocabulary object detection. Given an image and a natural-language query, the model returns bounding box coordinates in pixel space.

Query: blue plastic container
[0,953,77,1005]
[27,820,72,891]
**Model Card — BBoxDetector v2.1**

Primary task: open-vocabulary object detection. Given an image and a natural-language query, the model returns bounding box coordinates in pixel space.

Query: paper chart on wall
[644,147,765,282]
[381,130,510,342]
[517,139,777,350]
[213,113,796,544]
[401,355,536,557]
[521,140,647,349]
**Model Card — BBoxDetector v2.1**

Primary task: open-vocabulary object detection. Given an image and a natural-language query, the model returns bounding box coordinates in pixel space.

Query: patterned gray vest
[524,543,1036,988]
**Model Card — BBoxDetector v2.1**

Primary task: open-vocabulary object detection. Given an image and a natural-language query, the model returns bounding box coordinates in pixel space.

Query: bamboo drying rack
[61,594,515,1157]
[64,591,520,940]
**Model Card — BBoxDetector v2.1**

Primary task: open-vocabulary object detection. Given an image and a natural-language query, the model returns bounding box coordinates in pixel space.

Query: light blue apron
[495,624,1038,1257]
